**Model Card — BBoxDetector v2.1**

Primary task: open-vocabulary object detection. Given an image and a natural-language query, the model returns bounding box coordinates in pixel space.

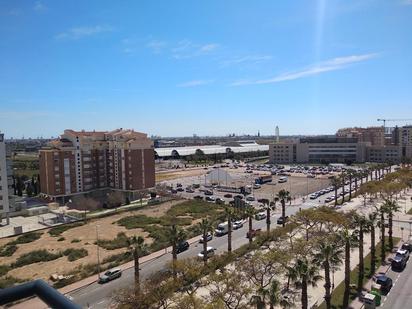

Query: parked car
[246,196,255,202]
[391,254,407,271]
[277,216,289,225]
[206,196,216,202]
[199,232,213,243]
[204,190,213,196]
[255,212,267,220]
[98,268,122,284]
[224,193,233,198]
[234,195,244,200]
[194,195,203,200]
[197,246,216,259]
[176,241,190,253]
[232,220,243,230]
[176,187,184,192]
[401,242,412,252]
[246,228,262,239]
[396,249,410,261]
[375,275,393,294]
[186,188,195,193]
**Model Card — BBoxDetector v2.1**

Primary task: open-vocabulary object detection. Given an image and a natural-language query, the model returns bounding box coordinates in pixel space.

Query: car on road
[215,198,225,205]
[199,232,213,243]
[185,188,195,193]
[309,193,318,200]
[255,212,267,220]
[204,190,213,196]
[277,216,289,225]
[391,254,407,271]
[205,196,216,202]
[176,241,190,253]
[224,193,233,198]
[375,274,393,294]
[197,246,216,260]
[325,196,334,203]
[246,228,262,239]
[232,220,243,230]
[98,268,122,284]
[246,196,255,202]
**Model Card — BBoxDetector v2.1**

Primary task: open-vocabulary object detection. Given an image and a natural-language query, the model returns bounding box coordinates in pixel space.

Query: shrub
[9,232,42,245]
[0,245,18,257]
[97,232,129,250]
[0,276,22,289]
[71,239,81,243]
[117,215,161,229]
[63,248,88,262]
[57,237,65,242]
[102,251,133,266]
[48,222,84,237]
[0,264,11,276]
[12,250,62,267]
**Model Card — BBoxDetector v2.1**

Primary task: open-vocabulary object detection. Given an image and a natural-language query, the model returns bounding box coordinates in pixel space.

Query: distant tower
[257,130,260,137]
[275,126,280,143]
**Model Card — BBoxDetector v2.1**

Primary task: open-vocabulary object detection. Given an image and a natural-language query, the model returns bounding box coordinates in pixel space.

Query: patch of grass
[48,222,84,237]
[0,264,11,276]
[0,245,18,257]
[57,237,65,242]
[317,237,400,309]
[12,249,62,268]
[97,232,129,250]
[102,251,133,268]
[117,215,161,229]
[71,239,81,243]
[0,276,23,288]
[166,200,223,220]
[63,248,88,262]
[9,232,42,245]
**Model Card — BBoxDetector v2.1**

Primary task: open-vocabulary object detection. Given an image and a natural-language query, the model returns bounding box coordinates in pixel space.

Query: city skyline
[1,0,412,137]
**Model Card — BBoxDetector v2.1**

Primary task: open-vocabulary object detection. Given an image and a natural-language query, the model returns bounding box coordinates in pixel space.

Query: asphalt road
[379,248,412,309]
[68,180,364,309]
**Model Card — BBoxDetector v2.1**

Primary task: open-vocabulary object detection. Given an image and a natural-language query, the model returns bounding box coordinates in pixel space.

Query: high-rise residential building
[0,133,10,224]
[336,127,385,146]
[39,129,155,199]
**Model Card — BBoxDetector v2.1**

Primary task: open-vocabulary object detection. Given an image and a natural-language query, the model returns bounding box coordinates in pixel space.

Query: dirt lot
[156,168,208,182]
[0,199,185,282]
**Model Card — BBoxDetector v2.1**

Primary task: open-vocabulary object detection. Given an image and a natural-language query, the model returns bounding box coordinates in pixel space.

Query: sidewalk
[10,234,203,309]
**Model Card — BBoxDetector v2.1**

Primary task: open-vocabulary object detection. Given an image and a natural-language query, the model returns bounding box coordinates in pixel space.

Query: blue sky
[0,0,412,138]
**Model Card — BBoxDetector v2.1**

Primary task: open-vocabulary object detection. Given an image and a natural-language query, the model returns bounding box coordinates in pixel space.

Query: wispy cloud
[55,25,112,40]
[230,53,379,86]
[221,55,272,66]
[172,40,219,59]
[177,80,214,87]
[146,40,167,54]
[34,1,47,12]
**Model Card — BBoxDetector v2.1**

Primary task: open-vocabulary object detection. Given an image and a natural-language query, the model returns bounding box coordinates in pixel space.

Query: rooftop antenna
[275,125,280,143]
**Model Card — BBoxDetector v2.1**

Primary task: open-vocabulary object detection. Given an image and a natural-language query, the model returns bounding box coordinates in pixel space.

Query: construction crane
[377,118,412,129]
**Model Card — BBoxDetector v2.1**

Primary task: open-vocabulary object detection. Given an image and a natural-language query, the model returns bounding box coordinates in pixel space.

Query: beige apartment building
[336,126,385,146]
[0,133,10,224]
[39,129,155,198]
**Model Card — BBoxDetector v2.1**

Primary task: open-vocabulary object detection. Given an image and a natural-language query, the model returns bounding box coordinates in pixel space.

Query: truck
[215,221,229,236]
[255,175,273,185]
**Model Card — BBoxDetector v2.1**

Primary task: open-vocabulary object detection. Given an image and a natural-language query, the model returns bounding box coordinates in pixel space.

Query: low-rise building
[0,133,10,224]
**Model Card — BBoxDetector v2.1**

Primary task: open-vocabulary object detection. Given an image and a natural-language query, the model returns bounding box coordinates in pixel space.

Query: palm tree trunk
[266,207,271,232]
[324,260,332,309]
[203,230,208,265]
[371,226,376,275]
[282,201,286,227]
[343,239,351,309]
[228,219,232,252]
[249,216,253,244]
[301,276,308,309]
[381,212,386,265]
[134,249,140,295]
[334,186,338,206]
[358,225,364,295]
[388,211,393,250]
[172,243,177,279]
[349,176,352,200]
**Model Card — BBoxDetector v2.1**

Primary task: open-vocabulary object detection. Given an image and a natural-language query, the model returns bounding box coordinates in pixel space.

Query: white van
[278,176,288,183]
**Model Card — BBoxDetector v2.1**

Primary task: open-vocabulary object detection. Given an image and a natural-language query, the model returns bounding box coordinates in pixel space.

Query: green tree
[198,218,214,265]
[276,189,291,227]
[127,236,148,294]
[245,206,257,244]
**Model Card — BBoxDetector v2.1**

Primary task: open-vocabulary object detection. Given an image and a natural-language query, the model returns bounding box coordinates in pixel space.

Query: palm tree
[384,199,401,250]
[276,189,291,227]
[245,206,257,244]
[198,218,214,265]
[265,279,293,309]
[352,213,367,295]
[340,227,357,309]
[340,172,346,204]
[313,238,344,309]
[167,224,187,278]
[366,211,378,275]
[347,170,353,200]
[265,204,273,232]
[379,203,387,265]
[288,257,322,309]
[330,176,340,207]
[224,207,234,252]
[127,236,148,294]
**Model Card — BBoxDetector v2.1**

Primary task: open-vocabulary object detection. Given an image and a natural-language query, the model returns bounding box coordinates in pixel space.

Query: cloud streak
[177,80,214,87]
[55,25,112,40]
[231,53,379,86]
[172,40,219,59]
